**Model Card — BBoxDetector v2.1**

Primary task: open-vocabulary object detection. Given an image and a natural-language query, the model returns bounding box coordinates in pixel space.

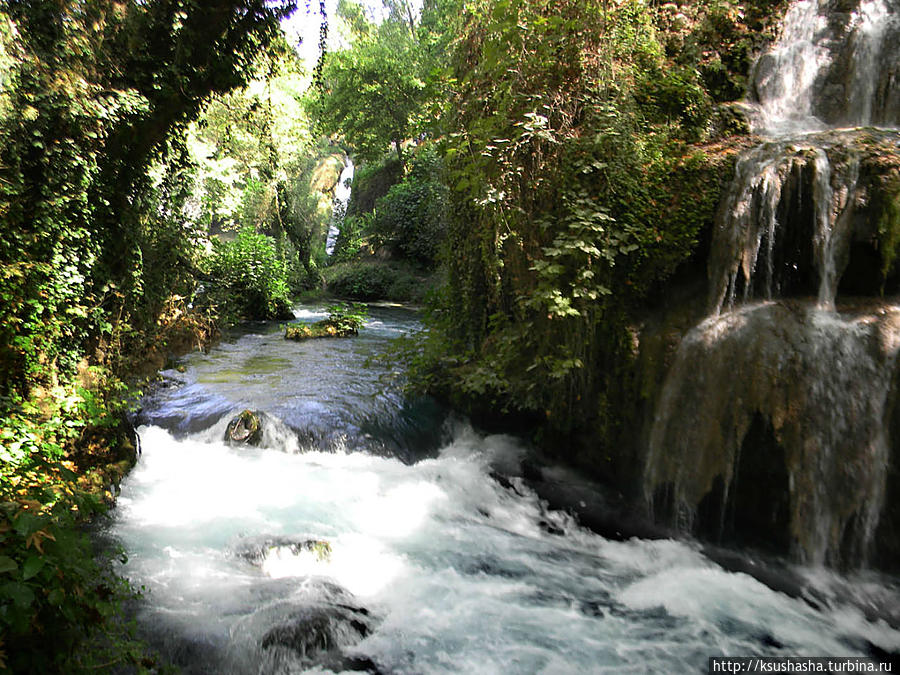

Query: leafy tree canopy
[310,0,459,170]
[0,0,296,401]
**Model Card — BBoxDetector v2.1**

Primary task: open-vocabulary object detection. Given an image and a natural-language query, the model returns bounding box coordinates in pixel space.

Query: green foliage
[634,66,711,135]
[661,0,790,103]
[415,0,738,446]
[371,146,449,264]
[331,210,371,263]
[877,178,900,284]
[310,0,458,169]
[324,261,428,302]
[188,40,313,234]
[284,302,367,339]
[325,302,369,332]
[0,0,295,402]
[0,369,158,672]
[204,228,293,322]
[0,497,126,672]
[312,9,423,167]
[277,155,338,287]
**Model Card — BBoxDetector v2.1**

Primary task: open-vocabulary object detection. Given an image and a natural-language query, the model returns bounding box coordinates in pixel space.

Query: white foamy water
[110,423,900,673]
[326,158,355,256]
[753,0,830,134]
[752,0,900,134]
[105,306,900,672]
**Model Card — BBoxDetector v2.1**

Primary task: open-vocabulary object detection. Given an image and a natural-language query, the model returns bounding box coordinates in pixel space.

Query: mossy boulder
[235,536,334,566]
[284,320,357,341]
[225,409,263,446]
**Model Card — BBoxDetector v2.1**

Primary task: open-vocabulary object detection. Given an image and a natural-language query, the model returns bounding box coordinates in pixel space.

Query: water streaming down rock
[645,303,900,565]
[646,0,900,568]
[751,0,900,133]
[326,157,355,256]
[707,135,869,313]
[751,0,832,134]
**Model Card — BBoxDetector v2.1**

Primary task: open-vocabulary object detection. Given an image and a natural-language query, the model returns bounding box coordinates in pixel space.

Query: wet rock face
[225,409,262,446]
[233,536,333,566]
[643,302,900,567]
[815,0,900,127]
[876,363,900,573]
[708,131,900,315]
[260,604,373,659]
[252,579,378,672]
[694,415,792,556]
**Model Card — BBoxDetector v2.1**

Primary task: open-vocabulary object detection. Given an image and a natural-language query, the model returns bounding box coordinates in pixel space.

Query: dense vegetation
[411,0,786,480]
[0,0,791,667]
[0,0,299,669]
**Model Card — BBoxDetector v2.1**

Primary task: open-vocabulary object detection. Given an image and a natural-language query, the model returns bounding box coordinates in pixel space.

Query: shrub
[325,302,369,332]
[323,261,428,302]
[330,212,373,264]
[0,377,152,672]
[372,147,449,265]
[323,262,396,300]
[204,227,293,321]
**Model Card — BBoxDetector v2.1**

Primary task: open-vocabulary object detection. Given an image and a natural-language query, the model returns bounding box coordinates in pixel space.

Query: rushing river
[105,305,900,673]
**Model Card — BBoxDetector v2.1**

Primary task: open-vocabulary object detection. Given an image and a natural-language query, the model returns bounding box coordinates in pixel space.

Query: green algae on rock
[284,321,358,340]
[284,303,368,341]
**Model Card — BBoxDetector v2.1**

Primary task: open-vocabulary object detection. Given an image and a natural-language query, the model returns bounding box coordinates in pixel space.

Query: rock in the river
[260,603,373,656]
[284,320,357,340]
[225,409,263,446]
[255,579,379,671]
[234,536,333,566]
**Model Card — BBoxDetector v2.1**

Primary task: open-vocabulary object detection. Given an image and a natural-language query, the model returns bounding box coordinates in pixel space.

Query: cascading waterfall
[646,0,900,567]
[645,303,900,565]
[326,157,355,256]
[751,0,900,132]
[752,0,830,134]
[847,0,893,125]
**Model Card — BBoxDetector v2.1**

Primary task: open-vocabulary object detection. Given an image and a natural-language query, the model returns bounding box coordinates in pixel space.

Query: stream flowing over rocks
[102,305,900,673]
[644,0,900,569]
[97,1,900,670]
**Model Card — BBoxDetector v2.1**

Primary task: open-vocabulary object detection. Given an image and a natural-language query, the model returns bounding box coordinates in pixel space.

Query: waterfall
[325,157,354,256]
[847,0,894,125]
[752,0,900,132]
[646,0,900,567]
[752,0,830,134]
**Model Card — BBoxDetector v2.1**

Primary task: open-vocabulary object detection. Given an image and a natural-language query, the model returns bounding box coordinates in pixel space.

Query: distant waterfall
[325,157,354,256]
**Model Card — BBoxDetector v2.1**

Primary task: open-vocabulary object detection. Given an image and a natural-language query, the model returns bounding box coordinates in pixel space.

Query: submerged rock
[225,409,263,446]
[250,579,379,672]
[234,536,333,566]
[260,603,373,657]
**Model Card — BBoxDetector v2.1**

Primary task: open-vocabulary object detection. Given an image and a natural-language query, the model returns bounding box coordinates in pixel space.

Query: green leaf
[1,581,35,608]
[14,512,42,537]
[0,556,18,574]
[47,587,64,605]
[22,555,45,581]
